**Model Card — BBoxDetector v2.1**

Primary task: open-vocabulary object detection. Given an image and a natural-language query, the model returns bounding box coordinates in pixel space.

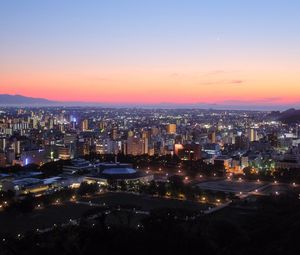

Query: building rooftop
[102,167,137,175]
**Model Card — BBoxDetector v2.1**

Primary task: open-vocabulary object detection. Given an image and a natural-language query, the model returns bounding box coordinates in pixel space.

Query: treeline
[0,160,68,177]
[137,176,233,203]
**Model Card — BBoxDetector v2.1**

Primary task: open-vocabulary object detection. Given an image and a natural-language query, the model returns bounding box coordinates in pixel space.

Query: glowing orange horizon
[1,68,299,105]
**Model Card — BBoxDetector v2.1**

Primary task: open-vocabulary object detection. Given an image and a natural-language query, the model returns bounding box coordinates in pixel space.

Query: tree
[78,182,99,196]
[148,181,157,195]
[168,175,184,191]
[157,182,166,197]
[14,194,35,213]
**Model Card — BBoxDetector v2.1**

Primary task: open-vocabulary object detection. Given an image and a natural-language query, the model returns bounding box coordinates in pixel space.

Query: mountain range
[0,94,55,105]
[0,94,300,112]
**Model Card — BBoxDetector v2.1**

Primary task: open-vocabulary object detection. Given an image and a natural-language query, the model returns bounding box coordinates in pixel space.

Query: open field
[197,179,267,193]
[0,192,211,235]
[0,203,91,235]
[80,192,212,211]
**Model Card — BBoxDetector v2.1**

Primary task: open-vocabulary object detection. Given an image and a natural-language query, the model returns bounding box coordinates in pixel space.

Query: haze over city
[1,0,300,109]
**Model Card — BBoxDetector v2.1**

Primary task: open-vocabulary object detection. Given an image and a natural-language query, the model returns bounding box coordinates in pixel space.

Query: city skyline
[2,2,300,254]
[1,0,300,109]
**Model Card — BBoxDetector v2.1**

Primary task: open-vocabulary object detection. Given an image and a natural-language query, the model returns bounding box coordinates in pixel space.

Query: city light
[0,1,299,253]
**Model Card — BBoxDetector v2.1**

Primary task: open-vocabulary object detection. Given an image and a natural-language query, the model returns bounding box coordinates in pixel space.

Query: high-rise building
[64,133,77,145]
[209,131,216,143]
[81,119,89,131]
[6,148,15,164]
[0,152,6,167]
[166,124,176,134]
[177,143,201,161]
[143,137,149,154]
[58,146,71,160]
[126,136,145,156]
[99,120,107,130]
[142,130,150,139]
[110,127,118,140]
[13,140,21,155]
[151,127,159,136]
[174,144,184,156]
[247,128,258,142]
[0,138,6,151]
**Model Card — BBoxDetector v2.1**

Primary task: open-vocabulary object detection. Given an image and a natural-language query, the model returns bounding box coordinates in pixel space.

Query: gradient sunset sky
[1,0,300,108]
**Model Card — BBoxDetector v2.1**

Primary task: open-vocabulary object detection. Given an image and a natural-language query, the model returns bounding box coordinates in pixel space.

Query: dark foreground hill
[269,108,300,123]
[1,193,300,255]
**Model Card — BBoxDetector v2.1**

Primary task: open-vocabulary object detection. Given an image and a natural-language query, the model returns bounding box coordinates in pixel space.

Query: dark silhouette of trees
[77,182,99,196]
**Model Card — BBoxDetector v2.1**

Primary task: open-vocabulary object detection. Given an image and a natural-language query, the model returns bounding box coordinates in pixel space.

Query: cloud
[169,73,181,78]
[204,70,226,76]
[261,97,282,102]
[202,70,241,77]
[198,79,245,86]
[230,80,243,84]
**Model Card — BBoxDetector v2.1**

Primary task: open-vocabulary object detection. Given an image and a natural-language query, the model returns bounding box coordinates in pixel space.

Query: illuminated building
[247,128,258,142]
[203,143,221,156]
[58,146,71,160]
[81,119,89,131]
[214,156,232,170]
[166,124,176,134]
[64,133,77,145]
[174,144,184,156]
[126,136,146,155]
[176,143,201,160]
[85,163,154,185]
[209,131,216,143]
[110,126,118,140]
[0,138,6,151]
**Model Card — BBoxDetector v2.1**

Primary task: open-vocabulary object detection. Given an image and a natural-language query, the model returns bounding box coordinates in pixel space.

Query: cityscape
[1,1,300,255]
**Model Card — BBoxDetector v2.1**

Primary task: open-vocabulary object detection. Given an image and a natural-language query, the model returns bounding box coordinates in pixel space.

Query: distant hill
[269,108,300,123]
[0,94,55,105]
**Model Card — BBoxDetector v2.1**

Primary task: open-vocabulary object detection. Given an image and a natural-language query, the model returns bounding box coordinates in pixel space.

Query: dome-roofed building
[102,167,137,175]
[85,163,153,186]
